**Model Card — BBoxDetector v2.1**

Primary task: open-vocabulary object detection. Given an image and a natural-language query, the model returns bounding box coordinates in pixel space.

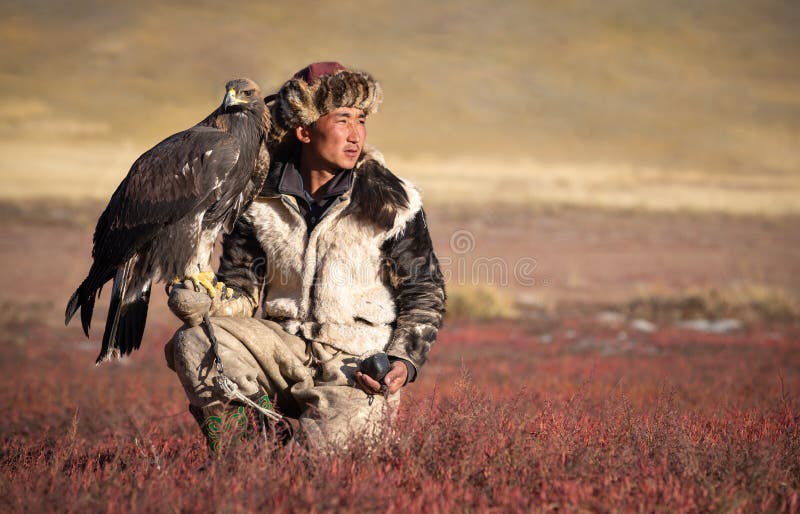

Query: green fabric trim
[201,405,249,452]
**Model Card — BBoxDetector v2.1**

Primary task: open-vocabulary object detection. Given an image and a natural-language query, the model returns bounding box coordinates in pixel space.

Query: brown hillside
[1,0,798,172]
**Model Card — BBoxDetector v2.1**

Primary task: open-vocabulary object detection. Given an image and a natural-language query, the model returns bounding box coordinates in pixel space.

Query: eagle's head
[222,78,264,112]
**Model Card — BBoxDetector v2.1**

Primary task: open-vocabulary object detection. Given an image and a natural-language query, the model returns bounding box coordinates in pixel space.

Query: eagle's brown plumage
[65,78,271,363]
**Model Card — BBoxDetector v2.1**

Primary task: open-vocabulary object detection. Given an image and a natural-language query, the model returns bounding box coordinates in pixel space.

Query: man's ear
[295,125,312,144]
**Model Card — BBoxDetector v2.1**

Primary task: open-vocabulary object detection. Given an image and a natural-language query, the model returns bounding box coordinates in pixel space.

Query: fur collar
[258,146,410,231]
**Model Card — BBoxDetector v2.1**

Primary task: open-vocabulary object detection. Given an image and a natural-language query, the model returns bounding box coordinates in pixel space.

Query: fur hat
[269,62,383,145]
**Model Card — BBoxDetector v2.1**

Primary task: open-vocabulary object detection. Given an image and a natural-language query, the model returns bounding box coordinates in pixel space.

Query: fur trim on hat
[269,68,383,147]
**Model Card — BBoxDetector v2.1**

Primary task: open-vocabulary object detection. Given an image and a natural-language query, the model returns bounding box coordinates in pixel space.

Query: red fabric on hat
[293,62,347,84]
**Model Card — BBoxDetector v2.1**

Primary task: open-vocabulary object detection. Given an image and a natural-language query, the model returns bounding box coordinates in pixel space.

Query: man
[164,62,446,450]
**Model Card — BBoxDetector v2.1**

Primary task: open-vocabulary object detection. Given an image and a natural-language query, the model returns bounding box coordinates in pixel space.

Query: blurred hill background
[1,0,799,212]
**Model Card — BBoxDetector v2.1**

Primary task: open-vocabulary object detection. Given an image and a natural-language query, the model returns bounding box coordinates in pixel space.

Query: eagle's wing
[66,126,241,338]
[92,126,241,269]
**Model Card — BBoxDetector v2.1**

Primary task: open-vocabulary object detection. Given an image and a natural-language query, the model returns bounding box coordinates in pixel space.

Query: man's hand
[355,361,407,396]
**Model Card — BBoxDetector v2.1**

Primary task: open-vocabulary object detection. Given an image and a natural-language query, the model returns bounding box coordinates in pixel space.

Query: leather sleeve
[381,209,446,380]
[213,213,266,317]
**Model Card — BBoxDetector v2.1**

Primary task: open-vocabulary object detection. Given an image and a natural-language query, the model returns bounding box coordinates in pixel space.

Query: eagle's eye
[243,90,254,97]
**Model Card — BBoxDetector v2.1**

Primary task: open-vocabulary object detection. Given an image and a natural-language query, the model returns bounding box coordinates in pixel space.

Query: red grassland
[1,317,798,513]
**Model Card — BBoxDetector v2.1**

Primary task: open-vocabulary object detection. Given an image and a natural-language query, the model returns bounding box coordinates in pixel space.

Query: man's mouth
[344,148,360,157]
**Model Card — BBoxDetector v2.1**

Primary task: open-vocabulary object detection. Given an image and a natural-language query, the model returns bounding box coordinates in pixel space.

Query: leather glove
[168,280,259,325]
[167,282,213,327]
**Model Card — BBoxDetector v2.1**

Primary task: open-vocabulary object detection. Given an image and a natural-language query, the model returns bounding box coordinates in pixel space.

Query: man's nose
[347,122,361,143]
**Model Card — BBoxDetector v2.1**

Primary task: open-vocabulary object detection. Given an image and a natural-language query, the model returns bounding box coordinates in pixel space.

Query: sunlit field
[4,141,800,216]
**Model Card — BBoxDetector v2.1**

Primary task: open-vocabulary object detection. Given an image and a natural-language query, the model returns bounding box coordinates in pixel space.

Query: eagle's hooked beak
[223,88,244,109]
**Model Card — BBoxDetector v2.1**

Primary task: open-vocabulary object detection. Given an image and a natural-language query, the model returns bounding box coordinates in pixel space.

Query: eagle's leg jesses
[202,312,224,375]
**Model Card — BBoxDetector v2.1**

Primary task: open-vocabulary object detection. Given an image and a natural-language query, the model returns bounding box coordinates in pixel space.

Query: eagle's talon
[214,281,234,299]
[165,276,183,295]
[180,270,218,298]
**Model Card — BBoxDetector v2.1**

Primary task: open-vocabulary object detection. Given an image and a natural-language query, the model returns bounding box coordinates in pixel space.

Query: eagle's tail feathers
[118,281,151,356]
[96,261,133,364]
[80,291,97,337]
[65,289,81,327]
[65,272,105,337]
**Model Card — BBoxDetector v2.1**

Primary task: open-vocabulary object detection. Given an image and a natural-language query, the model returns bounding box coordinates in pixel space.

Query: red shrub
[1,319,798,512]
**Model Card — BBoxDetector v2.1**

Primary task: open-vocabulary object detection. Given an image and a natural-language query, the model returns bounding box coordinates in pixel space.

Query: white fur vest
[243,162,423,357]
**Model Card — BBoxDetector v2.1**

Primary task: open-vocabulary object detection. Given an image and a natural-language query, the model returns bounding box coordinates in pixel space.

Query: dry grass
[394,156,800,216]
[445,283,800,325]
[445,285,518,322]
[3,142,800,216]
[627,284,800,324]
[0,141,138,200]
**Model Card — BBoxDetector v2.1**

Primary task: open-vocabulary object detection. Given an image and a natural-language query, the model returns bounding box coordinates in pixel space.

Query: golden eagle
[65,78,270,363]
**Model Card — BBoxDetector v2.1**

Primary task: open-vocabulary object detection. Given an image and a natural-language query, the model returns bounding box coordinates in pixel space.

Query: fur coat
[212,149,446,377]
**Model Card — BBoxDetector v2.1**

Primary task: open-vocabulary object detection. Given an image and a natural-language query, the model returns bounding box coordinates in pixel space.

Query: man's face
[300,106,366,170]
